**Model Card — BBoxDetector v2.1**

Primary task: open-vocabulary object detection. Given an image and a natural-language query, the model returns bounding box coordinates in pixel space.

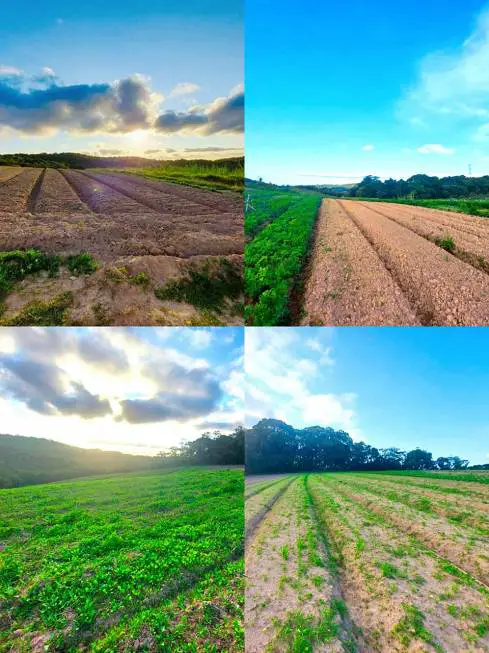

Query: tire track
[245,476,288,500]
[339,199,489,325]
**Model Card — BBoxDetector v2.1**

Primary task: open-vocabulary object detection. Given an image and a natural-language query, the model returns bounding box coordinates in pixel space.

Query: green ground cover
[0,467,244,652]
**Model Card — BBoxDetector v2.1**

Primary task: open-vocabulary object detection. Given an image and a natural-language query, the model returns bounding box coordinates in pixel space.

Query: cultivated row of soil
[0,166,243,325]
[302,198,489,326]
[245,473,489,652]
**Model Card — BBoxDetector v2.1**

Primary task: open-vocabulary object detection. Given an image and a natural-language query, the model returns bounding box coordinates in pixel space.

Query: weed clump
[65,252,98,276]
[435,234,456,252]
[0,249,60,299]
[155,259,242,312]
[1,292,73,326]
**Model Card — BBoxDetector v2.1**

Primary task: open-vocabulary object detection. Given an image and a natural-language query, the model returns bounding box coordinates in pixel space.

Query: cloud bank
[0,67,244,137]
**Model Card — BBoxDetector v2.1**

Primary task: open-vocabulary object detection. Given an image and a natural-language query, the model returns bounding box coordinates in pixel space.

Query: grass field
[124,158,244,192]
[245,470,489,652]
[0,468,244,652]
[245,185,322,325]
[356,196,489,218]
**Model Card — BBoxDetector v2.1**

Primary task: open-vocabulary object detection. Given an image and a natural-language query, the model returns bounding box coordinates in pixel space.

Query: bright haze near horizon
[0,328,243,456]
[247,0,489,185]
[246,328,489,465]
[0,0,243,160]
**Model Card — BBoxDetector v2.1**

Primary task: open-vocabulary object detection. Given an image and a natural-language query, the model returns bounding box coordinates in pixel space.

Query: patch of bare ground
[1,254,243,326]
[0,167,243,325]
[310,476,489,653]
[246,479,344,653]
[0,166,23,183]
[320,475,489,586]
[246,477,295,541]
[360,201,489,273]
[0,167,42,213]
[339,199,489,325]
[302,199,419,326]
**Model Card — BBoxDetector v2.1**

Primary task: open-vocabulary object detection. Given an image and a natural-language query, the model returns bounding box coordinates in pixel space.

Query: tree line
[346,174,489,200]
[246,419,472,474]
[0,428,244,488]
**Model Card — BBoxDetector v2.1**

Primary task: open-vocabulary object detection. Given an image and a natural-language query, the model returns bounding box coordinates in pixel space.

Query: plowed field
[0,167,243,326]
[302,198,489,326]
[245,472,489,652]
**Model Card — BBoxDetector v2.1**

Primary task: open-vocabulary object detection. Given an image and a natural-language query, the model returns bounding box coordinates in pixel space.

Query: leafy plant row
[245,192,322,325]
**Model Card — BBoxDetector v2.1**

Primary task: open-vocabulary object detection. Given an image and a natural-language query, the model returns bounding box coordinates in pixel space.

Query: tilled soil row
[360,201,489,274]
[339,199,489,325]
[310,476,489,653]
[34,168,93,216]
[344,474,489,522]
[375,201,489,235]
[0,168,43,214]
[82,171,221,217]
[375,473,489,500]
[115,171,242,214]
[321,475,489,586]
[245,476,288,500]
[246,478,343,653]
[245,476,295,541]
[301,199,419,325]
[0,166,23,183]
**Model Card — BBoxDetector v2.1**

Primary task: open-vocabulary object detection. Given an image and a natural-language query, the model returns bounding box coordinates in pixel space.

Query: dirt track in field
[301,198,489,326]
[0,166,243,325]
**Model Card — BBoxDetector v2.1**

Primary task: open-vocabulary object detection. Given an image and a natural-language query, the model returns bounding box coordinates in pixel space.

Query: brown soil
[0,167,243,325]
[301,198,489,325]
[246,479,343,653]
[301,199,419,325]
[310,476,489,653]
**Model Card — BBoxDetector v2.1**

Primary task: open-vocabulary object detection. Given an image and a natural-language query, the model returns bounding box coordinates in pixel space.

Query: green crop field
[246,470,489,653]
[245,185,322,325]
[0,468,244,652]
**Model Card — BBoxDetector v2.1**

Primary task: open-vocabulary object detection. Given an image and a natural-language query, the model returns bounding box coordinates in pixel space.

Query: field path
[302,198,489,326]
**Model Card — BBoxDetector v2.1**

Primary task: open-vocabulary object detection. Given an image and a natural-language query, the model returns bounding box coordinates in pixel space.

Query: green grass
[65,252,98,276]
[0,249,60,299]
[0,468,244,652]
[434,234,456,252]
[245,188,322,325]
[370,470,489,484]
[121,157,244,192]
[271,604,340,653]
[355,196,489,218]
[155,258,242,313]
[0,292,73,326]
[392,604,441,650]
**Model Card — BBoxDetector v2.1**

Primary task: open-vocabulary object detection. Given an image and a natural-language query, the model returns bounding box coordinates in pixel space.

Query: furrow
[0,168,43,214]
[340,199,489,325]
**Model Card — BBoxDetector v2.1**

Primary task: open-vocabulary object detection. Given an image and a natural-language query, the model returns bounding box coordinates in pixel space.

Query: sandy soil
[0,167,243,325]
[310,476,489,653]
[302,198,489,326]
[246,479,343,653]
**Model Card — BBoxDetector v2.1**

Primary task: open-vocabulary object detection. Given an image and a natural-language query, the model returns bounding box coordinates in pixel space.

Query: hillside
[0,435,156,488]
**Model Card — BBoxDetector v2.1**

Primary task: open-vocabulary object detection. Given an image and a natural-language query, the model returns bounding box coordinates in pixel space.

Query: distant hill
[0,434,156,488]
[0,152,244,170]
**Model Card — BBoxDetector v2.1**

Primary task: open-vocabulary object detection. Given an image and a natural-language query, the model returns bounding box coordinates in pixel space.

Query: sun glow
[127,129,149,143]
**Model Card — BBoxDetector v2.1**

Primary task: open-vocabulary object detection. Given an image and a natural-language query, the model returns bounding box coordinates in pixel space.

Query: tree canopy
[350,174,489,199]
[246,419,470,474]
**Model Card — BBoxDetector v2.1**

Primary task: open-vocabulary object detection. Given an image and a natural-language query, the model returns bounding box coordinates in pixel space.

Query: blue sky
[246,328,489,465]
[247,0,489,184]
[0,1,243,158]
[0,327,243,455]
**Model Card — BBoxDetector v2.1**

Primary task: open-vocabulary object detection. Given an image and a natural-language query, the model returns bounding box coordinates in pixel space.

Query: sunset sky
[0,0,243,159]
[0,327,243,456]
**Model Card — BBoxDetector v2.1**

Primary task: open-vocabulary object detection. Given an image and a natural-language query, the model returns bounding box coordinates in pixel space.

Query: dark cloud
[154,90,244,135]
[118,368,222,424]
[0,74,156,135]
[0,355,111,419]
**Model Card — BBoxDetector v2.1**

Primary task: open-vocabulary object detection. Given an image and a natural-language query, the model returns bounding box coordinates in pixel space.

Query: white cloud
[169,82,200,97]
[400,8,489,129]
[417,143,455,155]
[245,328,361,438]
[362,144,374,151]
